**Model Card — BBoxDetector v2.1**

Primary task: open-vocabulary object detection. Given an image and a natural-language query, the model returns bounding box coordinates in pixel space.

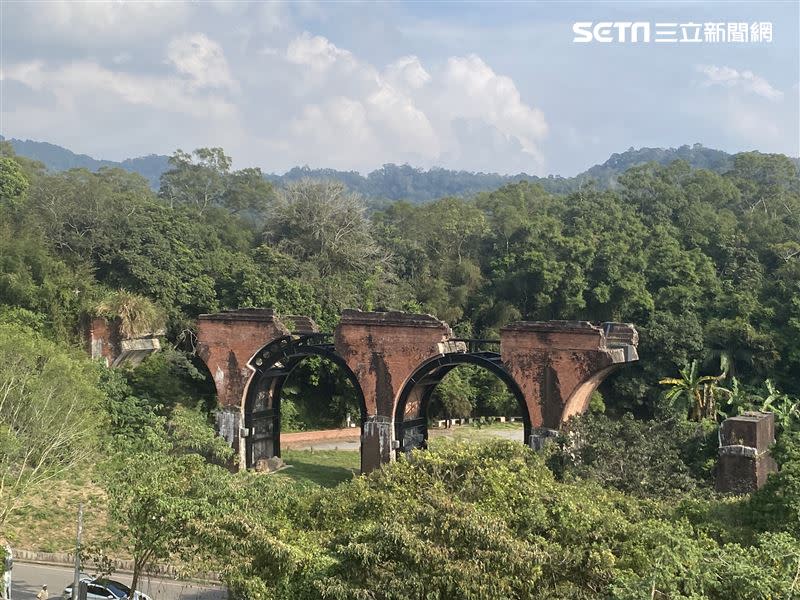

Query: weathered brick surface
[85,316,118,366]
[196,309,290,409]
[500,321,639,429]
[720,411,775,453]
[334,310,452,416]
[196,309,290,464]
[84,316,160,368]
[197,308,640,474]
[334,309,452,471]
[716,412,778,494]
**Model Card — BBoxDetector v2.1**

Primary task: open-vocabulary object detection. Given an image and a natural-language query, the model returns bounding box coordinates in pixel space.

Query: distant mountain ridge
[3,137,171,189]
[4,136,796,202]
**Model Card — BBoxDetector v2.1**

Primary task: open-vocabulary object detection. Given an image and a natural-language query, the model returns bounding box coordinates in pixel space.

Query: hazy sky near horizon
[1,1,798,176]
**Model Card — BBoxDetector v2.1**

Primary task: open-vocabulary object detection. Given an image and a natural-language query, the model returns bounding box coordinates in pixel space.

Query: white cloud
[279,34,548,172]
[6,1,190,45]
[2,60,236,119]
[286,32,357,71]
[696,65,783,101]
[438,54,547,161]
[2,18,549,173]
[167,33,237,90]
[383,56,431,90]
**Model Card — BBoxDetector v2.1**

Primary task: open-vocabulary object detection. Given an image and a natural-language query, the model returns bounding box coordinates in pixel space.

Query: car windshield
[94,580,131,598]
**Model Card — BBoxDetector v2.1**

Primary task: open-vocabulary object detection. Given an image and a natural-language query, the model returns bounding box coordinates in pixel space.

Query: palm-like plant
[659,360,725,421]
[759,380,800,432]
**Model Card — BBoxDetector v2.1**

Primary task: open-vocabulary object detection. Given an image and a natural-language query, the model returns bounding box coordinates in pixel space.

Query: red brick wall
[335,310,453,472]
[196,309,290,409]
[334,310,452,416]
[500,321,638,429]
[86,316,119,366]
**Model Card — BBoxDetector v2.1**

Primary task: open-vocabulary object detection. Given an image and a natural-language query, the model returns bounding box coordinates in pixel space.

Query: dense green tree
[0,157,29,207]
[160,148,274,218]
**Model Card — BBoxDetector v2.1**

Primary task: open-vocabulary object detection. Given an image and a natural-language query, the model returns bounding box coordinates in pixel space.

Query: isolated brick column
[84,316,160,368]
[335,310,453,472]
[196,309,290,466]
[500,321,639,433]
[716,412,778,494]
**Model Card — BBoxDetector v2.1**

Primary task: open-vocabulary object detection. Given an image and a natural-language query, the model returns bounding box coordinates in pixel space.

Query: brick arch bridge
[196,308,639,473]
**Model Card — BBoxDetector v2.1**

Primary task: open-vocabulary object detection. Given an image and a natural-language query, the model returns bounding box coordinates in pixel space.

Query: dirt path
[282,423,525,451]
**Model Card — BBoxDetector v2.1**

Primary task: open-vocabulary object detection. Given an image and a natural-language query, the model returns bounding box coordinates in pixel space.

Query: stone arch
[244,334,368,471]
[393,352,532,456]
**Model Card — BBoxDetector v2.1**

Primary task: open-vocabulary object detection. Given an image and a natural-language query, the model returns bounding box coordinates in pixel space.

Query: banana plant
[659,360,726,421]
[759,379,800,432]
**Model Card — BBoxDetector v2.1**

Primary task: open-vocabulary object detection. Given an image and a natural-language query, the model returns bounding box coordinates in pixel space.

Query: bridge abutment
[500,321,639,433]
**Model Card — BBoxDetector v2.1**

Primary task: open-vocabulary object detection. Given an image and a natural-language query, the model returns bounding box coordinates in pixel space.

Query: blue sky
[1,1,798,176]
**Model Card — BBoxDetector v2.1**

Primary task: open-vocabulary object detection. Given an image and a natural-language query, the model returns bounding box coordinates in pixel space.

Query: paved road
[8,563,226,600]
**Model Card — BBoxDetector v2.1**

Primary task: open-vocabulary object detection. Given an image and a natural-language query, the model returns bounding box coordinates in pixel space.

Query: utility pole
[72,504,83,600]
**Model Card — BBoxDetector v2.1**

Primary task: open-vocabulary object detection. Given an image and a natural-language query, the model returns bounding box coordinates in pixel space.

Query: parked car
[62,577,152,600]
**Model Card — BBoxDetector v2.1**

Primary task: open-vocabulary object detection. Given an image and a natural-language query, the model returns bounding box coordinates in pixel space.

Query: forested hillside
[8,136,792,202]
[3,141,800,597]
[1,142,799,412]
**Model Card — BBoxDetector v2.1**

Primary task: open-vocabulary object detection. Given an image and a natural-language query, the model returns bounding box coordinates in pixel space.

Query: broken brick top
[198,308,285,324]
[720,411,775,453]
[283,315,319,334]
[339,309,452,333]
[500,320,638,351]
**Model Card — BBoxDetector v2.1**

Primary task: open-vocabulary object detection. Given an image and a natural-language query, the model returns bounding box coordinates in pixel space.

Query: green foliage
[167,405,233,464]
[103,452,234,589]
[717,377,800,433]
[0,323,103,525]
[125,347,215,414]
[0,306,46,332]
[97,366,166,453]
[159,148,274,218]
[197,441,800,599]
[279,356,362,431]
[7,142,799,596]
[4,144,797,416]
[659,360,727,421]
[94,290,165,338]
[0,157,29,207]
[749,431,800,538]
[432,367,477,419]
[548,413,717,498]
[588,390,606,413]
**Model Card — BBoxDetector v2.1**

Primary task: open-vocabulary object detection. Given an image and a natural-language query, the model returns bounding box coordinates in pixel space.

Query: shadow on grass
[279,450,360,487]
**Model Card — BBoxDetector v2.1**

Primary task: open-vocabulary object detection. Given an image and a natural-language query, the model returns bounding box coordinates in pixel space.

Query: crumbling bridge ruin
[196,308,639,473]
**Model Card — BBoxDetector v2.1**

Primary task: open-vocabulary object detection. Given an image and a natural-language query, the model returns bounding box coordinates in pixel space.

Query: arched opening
[279,355,363,432]
[244,334,367,469]
[394,352,531,457]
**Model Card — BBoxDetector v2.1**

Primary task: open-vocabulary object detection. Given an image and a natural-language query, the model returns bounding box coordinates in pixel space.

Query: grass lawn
[5,471,121,554]
[278,449,361,487]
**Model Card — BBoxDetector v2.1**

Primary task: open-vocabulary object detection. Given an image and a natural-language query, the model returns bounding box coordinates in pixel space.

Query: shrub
[547,413,717,498]
[200,440,800,599]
